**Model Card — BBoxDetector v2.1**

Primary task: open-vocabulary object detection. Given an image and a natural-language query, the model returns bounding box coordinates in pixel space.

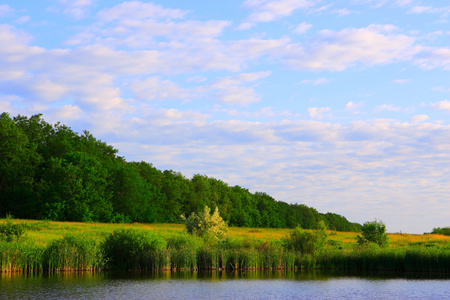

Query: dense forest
[0,112,361,231]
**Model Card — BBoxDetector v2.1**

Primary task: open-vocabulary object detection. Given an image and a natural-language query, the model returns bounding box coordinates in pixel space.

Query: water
[1,270,448,300]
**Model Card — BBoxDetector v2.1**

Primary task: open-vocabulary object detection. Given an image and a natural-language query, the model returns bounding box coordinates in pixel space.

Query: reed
[43,235,103,271]
[102,228,167,270]
[0,241,45,272]
[317,247,450,273]
[166,233,203,270]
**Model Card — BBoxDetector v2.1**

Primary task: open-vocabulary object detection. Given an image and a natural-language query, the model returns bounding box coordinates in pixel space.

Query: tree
[41,152,113,222]
[430,227,450,236]
[0,113,42,218]
[181,206,228,241]
[357,219,389,247]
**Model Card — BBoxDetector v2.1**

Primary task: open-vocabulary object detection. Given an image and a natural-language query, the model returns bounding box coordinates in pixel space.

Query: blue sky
[1,0,450,233]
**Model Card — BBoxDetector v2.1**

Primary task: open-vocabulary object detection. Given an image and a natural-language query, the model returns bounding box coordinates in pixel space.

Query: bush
[102,228,166,270]
[357,219,389,248]
[181,206,228,241]
[283,221,328,255]
[0,215,26,242]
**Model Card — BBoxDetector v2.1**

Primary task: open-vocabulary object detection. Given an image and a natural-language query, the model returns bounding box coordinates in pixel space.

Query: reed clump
[102,228,167,270]
[317,245,450,273]
[43,235,103,271]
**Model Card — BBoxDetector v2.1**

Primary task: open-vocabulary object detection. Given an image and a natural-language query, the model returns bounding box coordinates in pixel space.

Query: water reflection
[1,270,448,300]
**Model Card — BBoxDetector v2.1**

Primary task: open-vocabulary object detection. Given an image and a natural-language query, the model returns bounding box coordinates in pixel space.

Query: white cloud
[283,25,419,71]
[221,107,301,119]
[374,104,409,113]
[293,22,312,34]
[410,114,428,122]
[300,77,331,85]
[433,86,450,92]
[15,16,31,25]
[433,100,450,111]
[0,4,13,16]
[127,72,272,105]
[53,104,83,120]
[186,76,208,83]
[407,5,450,14]
[128,77,189,101]
[332,8,351,16]
[97,1,186,21]
[395,0,413,6]
[30,76,68,101]
[308,107,331,119]
[415,48,450,70]
[391,79,411,84]
[51,0,97,19]
[240,0,315,28]
[353,0,413,8]
[346,101,362,110]
[208,71,272,105]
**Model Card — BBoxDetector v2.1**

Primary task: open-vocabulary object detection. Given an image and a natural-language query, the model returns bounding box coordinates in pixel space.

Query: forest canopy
[0,112,361,231]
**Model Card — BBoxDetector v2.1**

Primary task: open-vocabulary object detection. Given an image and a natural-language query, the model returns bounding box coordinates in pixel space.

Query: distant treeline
[431,227,450,236]
[0,113,361,231]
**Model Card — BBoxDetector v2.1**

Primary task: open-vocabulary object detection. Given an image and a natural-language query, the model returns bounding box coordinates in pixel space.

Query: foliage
[283,221,328,255]
[357,219,389,248]
[0,215,26,242]
[181,206,228,241]
[430,227,450,236]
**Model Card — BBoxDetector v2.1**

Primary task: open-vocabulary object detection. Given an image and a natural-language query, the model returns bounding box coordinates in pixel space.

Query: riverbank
[1,219,449,273]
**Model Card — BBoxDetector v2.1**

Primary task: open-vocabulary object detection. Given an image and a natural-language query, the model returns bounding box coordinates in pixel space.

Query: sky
[1,0,450,234]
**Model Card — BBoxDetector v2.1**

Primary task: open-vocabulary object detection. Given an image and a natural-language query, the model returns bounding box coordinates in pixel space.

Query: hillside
[0,112,361,231]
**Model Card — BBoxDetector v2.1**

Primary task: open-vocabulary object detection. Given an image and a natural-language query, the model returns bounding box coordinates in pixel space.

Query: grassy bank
[1,219,449,273]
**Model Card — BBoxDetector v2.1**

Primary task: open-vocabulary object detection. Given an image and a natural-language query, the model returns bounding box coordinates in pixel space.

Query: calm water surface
[1,270,448,299]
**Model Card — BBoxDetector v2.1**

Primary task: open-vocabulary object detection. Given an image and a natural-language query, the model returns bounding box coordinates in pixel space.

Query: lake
[1,270,448,299]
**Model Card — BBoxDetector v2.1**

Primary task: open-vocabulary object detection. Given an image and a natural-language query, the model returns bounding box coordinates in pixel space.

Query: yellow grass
[5,219,450,249]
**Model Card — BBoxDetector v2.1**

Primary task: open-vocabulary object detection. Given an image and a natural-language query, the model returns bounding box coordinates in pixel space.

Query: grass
[1,219,449,273]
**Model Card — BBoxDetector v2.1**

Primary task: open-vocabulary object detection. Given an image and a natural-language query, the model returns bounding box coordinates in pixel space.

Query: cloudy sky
[1,0,450,233]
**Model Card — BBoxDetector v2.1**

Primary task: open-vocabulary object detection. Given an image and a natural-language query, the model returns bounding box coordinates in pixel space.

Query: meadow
[1,219,449,273]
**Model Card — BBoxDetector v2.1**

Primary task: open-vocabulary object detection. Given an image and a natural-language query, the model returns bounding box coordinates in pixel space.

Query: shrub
[283,221,328,255]
[357,219,389,248]
[181,206,228,241]
[0,215,26,242]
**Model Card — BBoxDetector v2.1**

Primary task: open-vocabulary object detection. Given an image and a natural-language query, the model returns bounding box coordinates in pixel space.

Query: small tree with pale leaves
[181,206,228,241]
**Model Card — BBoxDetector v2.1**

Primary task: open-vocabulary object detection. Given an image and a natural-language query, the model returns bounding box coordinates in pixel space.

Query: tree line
[0,112,361,231]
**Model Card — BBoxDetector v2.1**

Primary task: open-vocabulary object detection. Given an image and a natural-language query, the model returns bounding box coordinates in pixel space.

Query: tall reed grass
[318,247,450,273]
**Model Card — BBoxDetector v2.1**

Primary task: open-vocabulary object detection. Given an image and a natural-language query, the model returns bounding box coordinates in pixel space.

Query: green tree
[0,113,42,218]
[41,152,113,222]
[430,227,450,236]
[357,219,389,247]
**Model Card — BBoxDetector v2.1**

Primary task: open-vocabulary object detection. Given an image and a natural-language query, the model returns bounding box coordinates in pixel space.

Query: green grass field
[13,219,450,249]
[1,219,449,273]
